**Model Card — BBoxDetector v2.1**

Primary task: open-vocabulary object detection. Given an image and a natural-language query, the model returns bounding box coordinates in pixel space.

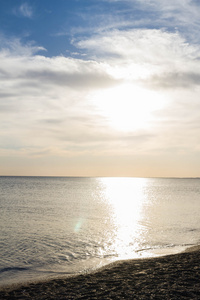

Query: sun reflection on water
[99,177,149,259]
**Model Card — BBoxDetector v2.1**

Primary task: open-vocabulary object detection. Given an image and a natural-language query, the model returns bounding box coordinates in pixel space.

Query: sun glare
[100,177,148,259]
[91,84,165,131]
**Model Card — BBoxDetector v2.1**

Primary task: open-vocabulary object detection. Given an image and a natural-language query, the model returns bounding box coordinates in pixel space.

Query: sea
[0,176,200,288]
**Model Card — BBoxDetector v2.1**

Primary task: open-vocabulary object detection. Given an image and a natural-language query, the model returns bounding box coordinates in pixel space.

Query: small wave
[0,267,29,274]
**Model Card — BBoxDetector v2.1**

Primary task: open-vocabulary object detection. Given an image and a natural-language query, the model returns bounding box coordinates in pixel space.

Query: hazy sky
[0,0,200,177]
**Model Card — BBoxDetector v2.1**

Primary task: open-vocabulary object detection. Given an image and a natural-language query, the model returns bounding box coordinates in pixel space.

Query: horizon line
[0,175,199,179]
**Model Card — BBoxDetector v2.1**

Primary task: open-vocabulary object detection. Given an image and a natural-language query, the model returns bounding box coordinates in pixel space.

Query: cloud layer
[0,1,200,176]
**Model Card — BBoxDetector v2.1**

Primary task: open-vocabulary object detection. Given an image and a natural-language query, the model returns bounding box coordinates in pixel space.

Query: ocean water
[0,176,200,287]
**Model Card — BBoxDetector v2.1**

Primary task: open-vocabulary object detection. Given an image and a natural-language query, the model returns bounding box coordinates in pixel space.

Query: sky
[0,0,200,177]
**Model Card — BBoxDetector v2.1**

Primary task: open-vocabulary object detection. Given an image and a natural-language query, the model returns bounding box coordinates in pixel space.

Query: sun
[91,83,165,131]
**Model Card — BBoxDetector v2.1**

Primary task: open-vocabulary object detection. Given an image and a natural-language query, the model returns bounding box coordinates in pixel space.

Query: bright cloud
[0,0,200,176]
[75,29,200,88]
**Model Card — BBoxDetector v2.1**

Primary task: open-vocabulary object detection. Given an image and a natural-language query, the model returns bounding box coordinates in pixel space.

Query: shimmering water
[0,176,200,287]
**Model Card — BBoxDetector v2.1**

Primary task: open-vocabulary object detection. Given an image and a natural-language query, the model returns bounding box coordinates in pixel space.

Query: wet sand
[1,247,200,299]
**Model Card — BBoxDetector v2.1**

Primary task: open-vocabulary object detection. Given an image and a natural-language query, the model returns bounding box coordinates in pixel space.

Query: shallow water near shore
[0,176,200,287]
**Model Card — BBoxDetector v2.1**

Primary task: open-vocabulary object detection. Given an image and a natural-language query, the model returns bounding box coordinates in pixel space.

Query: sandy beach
[1,246,200,299]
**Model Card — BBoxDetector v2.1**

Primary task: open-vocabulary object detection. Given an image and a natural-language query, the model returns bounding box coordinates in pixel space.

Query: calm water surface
[0,177,200,287]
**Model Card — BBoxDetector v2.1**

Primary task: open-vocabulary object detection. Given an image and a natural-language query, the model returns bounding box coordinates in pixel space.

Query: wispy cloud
[14,3,34,18]
[74,0,200,44]
[0,34,45,56]
[139,0,200,41]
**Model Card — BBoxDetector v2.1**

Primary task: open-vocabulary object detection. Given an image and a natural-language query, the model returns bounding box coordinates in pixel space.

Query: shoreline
[1,246,200,299]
